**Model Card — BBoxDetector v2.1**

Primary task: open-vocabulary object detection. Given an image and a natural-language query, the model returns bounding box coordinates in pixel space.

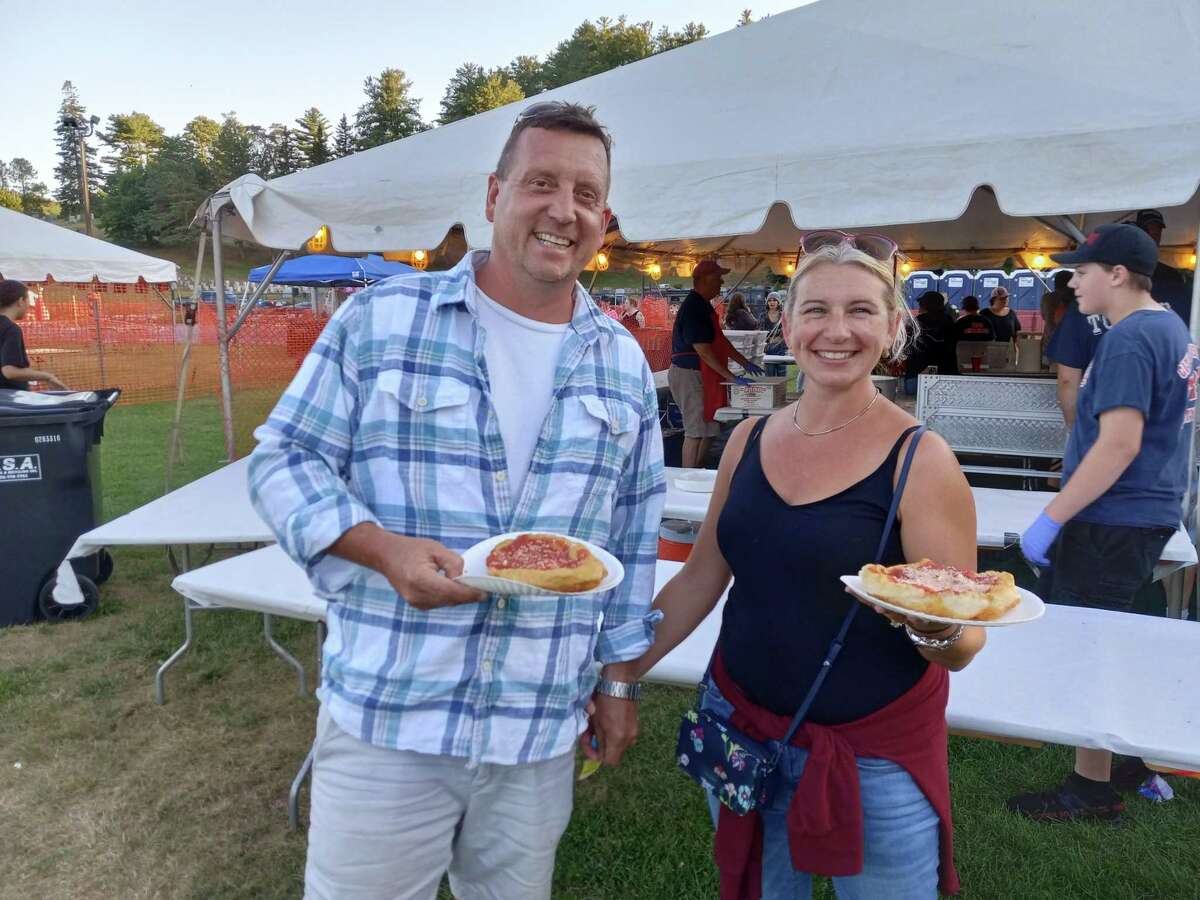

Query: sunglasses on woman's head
[799,230,900,262]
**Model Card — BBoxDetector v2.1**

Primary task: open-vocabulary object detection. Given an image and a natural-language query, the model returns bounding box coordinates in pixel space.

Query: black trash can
[0,388,120,625]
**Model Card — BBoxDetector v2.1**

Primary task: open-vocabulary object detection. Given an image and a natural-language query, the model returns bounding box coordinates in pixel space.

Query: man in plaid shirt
[249,102,665,899]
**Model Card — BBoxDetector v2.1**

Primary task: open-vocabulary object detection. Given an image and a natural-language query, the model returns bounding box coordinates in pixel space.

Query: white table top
[70,456,272,555]
[646,560,1200,771]
[662,468,1196,566]
[52,457,274,606]
[169,550,1200,771]
[171,544,326,622]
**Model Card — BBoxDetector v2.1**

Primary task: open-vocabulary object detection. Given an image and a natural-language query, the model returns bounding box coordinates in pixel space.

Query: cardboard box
[726,376,788,410]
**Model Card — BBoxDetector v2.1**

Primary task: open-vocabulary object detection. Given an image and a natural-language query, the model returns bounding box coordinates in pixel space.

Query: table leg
[263,613,308,696]
[288,742,316,831]
[287,621,326,830]
[155,546,194,705]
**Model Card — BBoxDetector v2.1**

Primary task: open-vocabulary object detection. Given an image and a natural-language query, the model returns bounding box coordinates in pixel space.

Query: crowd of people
[236,100,1196,900]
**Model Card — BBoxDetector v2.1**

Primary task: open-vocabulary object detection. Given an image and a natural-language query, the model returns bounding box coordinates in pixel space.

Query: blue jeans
[699,675,940,900]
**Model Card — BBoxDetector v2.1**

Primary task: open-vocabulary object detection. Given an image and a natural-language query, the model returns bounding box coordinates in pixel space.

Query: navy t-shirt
[1045,301,1110,370]
[670,290,716,370]
[1151,262,1192,324]
[1064,309,1198,528]
[952,313,995,343]
[0,315,30,391]
[981,308,1021,342]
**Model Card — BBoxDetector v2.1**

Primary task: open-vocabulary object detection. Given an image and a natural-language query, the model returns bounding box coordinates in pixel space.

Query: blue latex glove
[1020,511,1063,566]
[733,375,753,385]
[742,361,766,377]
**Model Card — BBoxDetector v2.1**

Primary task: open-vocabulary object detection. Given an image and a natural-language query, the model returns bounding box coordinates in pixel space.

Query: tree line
[1,14,763,246]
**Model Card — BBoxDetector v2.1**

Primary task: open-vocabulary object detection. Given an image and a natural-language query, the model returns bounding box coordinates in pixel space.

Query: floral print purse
[674,427,925,816]
[676,704,782,815]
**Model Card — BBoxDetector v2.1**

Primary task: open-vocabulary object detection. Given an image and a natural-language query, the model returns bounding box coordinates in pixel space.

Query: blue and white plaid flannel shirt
[249,251,666,765]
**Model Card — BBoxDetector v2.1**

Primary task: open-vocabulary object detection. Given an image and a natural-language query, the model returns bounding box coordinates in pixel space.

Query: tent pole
[212,209,236,463]
[1185,225,1200,620]
[228,249,290,340]
[92,293,107,384]
[1036,215,1087,244]
[165,234,207,487]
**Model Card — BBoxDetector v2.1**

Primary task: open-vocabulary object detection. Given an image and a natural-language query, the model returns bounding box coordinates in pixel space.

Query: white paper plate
[839,574,1045,627]
[455,532,625,597]
[673,470,718,493]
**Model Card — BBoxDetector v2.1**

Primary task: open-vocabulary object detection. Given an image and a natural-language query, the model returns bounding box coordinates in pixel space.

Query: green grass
[0,397,1196,898]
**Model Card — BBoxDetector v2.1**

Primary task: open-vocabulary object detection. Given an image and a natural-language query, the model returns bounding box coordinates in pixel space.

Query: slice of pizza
[486,533,607,593]
[859,559,1021,621]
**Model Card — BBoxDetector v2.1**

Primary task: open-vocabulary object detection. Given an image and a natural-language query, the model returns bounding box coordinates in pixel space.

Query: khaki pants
[669,365,719,438]
[304,706,575,900]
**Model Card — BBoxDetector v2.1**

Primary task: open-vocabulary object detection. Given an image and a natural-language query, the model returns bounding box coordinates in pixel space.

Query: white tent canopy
[202,0,1200,270]
[0,207,178,283]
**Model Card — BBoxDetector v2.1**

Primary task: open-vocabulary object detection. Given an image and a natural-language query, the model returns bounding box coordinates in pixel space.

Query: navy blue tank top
[715,418,928,723]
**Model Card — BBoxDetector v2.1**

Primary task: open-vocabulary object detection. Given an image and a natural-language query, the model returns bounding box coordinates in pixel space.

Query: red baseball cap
[692,259,730,279]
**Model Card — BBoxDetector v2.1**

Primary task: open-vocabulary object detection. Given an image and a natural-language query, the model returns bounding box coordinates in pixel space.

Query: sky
[1,0,805,189]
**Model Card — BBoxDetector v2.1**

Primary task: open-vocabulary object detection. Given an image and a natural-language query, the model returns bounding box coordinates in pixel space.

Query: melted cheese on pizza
[486,534,589,571]
[892,563,1001,595]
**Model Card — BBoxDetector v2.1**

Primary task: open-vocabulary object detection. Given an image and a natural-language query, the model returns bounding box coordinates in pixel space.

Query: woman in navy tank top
[612,238,989,899]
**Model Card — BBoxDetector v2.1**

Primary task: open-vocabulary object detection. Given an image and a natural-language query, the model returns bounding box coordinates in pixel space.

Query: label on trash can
[0,453,41,482]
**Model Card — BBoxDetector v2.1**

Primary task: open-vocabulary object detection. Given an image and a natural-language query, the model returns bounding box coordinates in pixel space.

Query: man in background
[669,260,762,468]
[952,295,996,344]
[1133,209,1191,323]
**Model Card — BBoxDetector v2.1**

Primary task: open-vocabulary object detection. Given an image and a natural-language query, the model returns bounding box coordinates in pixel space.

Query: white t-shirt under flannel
[473,284,569,500]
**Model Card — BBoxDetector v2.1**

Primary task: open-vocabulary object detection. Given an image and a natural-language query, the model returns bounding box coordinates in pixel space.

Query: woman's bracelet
[905,623,965,650]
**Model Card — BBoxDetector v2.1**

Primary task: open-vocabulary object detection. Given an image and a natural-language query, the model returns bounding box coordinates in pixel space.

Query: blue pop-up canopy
[248,253,414,286]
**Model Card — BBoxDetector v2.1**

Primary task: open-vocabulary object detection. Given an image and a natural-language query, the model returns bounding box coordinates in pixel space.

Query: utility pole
[62,114,99,235]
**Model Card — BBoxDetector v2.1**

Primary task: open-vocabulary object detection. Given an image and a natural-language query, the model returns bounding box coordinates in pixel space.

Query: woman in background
[724,292,760,330]
[619,295,646,329]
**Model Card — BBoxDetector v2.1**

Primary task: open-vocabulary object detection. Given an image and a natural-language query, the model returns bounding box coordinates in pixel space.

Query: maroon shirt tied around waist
[711,651,959,899]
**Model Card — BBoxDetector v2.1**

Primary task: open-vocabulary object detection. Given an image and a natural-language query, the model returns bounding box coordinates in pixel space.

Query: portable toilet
[1008,269,1047,332]
[974,270,1007,308]
[904,271,939,309]
[938,270,974,309]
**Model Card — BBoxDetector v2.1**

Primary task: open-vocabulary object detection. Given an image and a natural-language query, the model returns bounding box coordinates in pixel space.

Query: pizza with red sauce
[859,558,1020,621]
[486,533,607,592]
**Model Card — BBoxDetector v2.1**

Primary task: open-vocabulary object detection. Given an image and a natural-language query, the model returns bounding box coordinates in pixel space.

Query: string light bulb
[411,249,429,270]
[1188,252,1197,269]
[1032,253,1047,269]
[647,261,662,281]
[785,261,796,275]
[594,251,609,271]
[900,261,913,275]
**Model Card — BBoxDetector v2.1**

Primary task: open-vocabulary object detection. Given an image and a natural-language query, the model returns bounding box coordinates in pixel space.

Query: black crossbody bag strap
[775,425,926,751]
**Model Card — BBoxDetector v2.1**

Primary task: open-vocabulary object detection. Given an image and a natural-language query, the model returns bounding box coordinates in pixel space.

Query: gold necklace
[790,387,881,437]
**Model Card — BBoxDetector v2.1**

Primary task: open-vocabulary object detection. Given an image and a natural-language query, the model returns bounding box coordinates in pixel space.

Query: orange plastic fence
[18,282,678,409]
[19,282,332,405]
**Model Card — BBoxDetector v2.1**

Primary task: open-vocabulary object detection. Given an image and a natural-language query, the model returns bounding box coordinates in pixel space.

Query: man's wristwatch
[596,677,642,701]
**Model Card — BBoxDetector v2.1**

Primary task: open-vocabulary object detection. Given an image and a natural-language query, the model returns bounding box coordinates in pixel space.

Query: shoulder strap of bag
[776,425,927,750]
